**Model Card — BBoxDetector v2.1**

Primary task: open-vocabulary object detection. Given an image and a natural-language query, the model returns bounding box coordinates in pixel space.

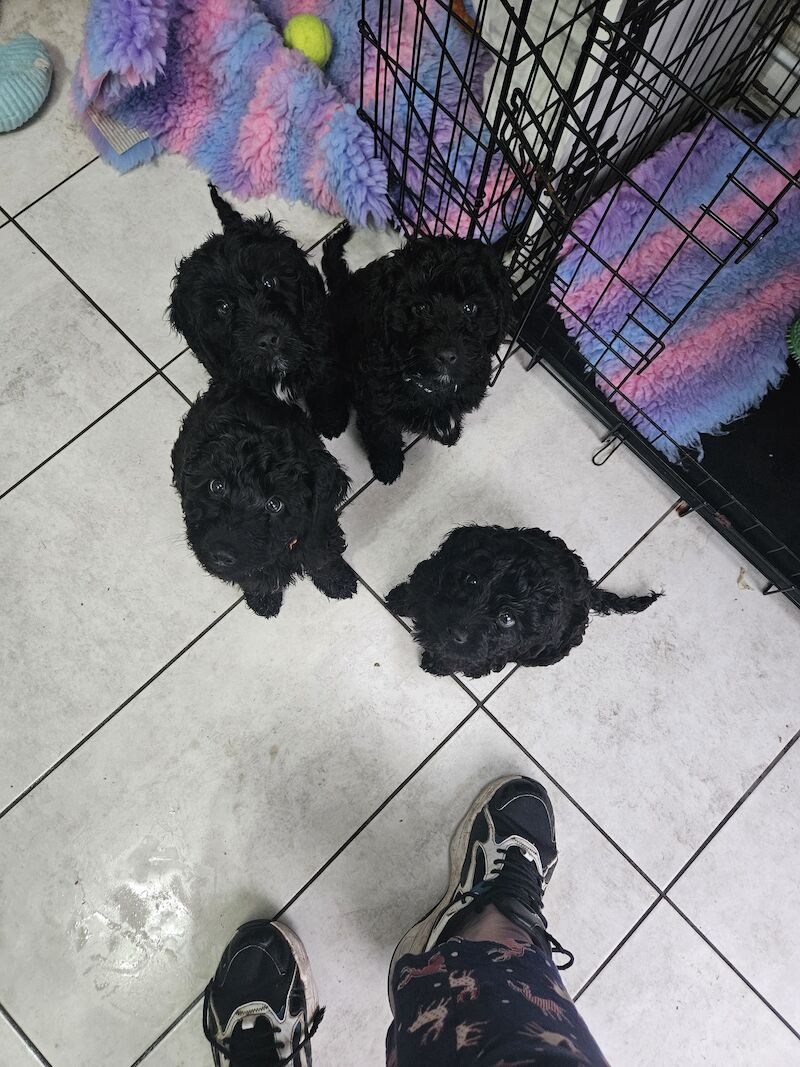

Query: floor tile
[341,357,677,698]
[284,712,656,1066]
[21,156,339,365]
[670,739,800,1031]
[138,1004,207,1067]
[0,1013,42,1067]
[0,377,235,805]
[0,224,149,495]
[163,353,375,500]
[578,902,800,1066]
[0,590,473,1067]
[0,0,97,216]
[488,510,800,886]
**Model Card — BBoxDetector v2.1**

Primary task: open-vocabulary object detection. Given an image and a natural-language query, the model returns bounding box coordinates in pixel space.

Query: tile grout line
[0,372,161,503]
[480,707,663,895]
[0,1000,53,1067]
[663,724,800,895]
[160,346,190,370]
[0,599,244,822]
[0,475,414,818]
[1,345,197,504]
[481,703,800,1030]
[128,990,205,1067]
[272,709,481,919]
[9,215,190,403]
[553,725,800,1037]
[128,701,482,1066]
[572,897,663,1002]
[593,498,681,587]
[662,898,800,1041]
[0,215,344,501]
[11,156,100,222]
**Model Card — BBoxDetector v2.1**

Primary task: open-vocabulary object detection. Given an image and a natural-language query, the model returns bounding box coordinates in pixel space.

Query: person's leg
[386,777,610,1066]
[203,920,323,1066]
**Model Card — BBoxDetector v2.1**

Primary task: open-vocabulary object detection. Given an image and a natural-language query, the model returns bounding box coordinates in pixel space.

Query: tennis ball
[283,14,333,68]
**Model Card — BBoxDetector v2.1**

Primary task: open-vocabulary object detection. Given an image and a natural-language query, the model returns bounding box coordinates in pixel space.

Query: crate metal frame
[359,0,800,605]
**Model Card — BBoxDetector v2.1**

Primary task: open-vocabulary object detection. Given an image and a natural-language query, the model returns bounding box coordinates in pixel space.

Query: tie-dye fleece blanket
[553,112,800,459]
[73,0,519,233]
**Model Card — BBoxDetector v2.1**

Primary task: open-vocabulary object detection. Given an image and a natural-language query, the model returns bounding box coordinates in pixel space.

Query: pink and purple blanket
[73,0,517,233]
[553,113,800,459]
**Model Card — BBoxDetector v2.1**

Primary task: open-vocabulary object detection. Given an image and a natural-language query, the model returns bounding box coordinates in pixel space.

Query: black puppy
[322,225,514,483]
[169,186,348,438]
[386,525,659,676]
[171,383,357,617]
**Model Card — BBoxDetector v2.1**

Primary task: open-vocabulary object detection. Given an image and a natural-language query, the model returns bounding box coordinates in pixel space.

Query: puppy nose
[437,349,458,367]
[448,626,469,645]
[256,331,281,351]
[211,549,237,568]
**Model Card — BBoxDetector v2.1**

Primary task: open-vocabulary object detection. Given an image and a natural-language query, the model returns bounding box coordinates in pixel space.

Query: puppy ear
[209,184,245,232]
[482,244,515,335]
[440,524,480,552]
[171,428,187,494]
[308,442,350,527]
[168,260,191,337]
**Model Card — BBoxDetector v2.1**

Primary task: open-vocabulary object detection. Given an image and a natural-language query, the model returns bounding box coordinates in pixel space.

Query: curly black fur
[386,525,660,676]
[171,382,356,618]
[169,185,348,438]
[322,225,514,483]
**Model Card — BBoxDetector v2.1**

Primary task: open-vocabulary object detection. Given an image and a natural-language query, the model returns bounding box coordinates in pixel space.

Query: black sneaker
[389,776,572,1009]
[203,920,323,1066]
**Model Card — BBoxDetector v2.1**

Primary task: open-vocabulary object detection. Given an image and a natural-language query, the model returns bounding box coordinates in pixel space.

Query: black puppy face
[412,528,544,663]
[169,190,326,392]
[177,428,316,581]
[383,237,512,396]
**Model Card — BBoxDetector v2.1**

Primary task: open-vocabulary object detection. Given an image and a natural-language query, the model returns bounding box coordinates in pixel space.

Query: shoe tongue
[229,1017,282,1066]
[494,847,545,913]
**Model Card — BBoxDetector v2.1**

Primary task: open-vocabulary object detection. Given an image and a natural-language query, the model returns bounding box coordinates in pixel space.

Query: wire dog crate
[358,0,800,607]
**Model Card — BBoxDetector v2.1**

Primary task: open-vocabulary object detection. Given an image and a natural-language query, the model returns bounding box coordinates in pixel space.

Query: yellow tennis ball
[283,14,333,68]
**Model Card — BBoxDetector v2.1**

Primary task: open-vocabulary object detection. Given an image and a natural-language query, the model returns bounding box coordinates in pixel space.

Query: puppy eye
[262,275,277,290]
[265,496,283,513]
[209,478,226,496]
[412,301,432,316]
[216,299,232,317]
[462,572,478,587]
[497,610,516,628]
[463,301,478,316]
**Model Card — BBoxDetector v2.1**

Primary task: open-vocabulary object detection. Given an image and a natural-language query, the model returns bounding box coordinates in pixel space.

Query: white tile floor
[1,5,800,1065]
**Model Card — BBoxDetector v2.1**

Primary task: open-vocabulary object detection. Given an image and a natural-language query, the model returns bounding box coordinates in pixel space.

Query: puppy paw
[243,588,284,618]
[313,407,350,440]
[385,582,413,616]
[371,450,404,484]
[463,666,491,679]
[311,559,358,599]
[420,650,450,676]
[429,415,462,447]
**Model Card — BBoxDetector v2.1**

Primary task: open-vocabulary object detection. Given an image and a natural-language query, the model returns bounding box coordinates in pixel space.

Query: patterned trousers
[386,937,609,1066]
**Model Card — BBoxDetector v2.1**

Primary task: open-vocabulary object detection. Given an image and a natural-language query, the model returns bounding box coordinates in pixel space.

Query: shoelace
[202,981,325,1067]
[458,846,575,970]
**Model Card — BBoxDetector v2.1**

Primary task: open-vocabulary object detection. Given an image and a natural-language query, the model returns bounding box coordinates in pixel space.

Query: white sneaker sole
[271,921,320,1023]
